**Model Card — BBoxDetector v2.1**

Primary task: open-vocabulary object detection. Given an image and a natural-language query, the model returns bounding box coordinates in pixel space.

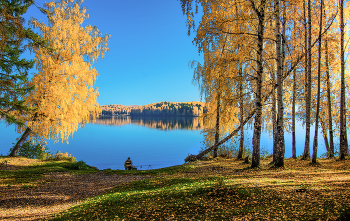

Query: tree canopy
[182,0,350,166]
[9,0,110,156]
[0,0,44,126]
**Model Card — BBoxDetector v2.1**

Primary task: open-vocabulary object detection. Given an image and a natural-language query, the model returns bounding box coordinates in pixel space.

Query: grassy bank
[0,156,98,187]
[1,156,350,220]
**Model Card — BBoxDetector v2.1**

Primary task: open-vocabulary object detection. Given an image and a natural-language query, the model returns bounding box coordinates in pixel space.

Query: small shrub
[320,150,340,158]
[38,151,50,160]
[8,141,51,160]
[297,153,304,159]
[218,147,234,158]
[46,151,76,163]
[260,146,270,159]
[234,147,252,160]
[320,152,328,159]
[68,160,90,170]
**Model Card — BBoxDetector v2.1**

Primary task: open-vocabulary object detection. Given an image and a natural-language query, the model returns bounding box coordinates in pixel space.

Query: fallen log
[185,109,255,162]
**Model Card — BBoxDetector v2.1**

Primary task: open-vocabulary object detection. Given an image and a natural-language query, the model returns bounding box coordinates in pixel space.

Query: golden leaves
[15,0,110,144]
[183,0,350,154]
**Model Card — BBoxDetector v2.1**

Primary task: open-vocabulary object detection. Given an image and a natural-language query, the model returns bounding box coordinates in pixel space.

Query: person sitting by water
[124,157,133,170]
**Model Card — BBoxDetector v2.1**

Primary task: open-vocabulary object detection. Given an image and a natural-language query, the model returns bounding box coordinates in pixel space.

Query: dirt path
[0,171,153,220]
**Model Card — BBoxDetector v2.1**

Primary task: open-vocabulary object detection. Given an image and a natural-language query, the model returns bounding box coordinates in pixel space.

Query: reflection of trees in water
[93,116,204,130]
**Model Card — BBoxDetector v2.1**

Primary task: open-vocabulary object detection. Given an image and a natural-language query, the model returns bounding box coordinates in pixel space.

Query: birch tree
[312,0,324,164]
[339,0,347,160]
[181,0,337,165]
[10,0,110,156]
[274,0,285,167]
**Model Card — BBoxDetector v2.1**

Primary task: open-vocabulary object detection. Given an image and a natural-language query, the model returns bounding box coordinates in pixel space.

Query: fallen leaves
[2,157,350,220]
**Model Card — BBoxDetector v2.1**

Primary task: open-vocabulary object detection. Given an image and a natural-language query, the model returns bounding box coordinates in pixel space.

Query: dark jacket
[124,159,132,168]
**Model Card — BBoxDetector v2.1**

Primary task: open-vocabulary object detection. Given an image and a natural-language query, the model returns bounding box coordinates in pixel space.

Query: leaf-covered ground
[1,156,350,220]
[0,156,152,220]
[48,157,350,220]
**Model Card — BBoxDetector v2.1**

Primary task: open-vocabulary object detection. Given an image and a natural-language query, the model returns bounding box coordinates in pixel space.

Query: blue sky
[23,0,203,106]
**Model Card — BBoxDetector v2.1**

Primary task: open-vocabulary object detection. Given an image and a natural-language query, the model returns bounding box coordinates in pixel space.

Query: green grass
[101,163,197,176]
[0,160,99,186]
[49,176,266,220]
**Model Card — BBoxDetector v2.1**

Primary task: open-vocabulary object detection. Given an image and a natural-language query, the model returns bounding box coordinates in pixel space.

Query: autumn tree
[311,0,324,164]
[291,68,297,158]
[301,0,312,159]
[191,34,239,158]
[10,0,110,156]
[273,0,286,167]
[237,57,247,159]
[181,0,281,165]
[283,2,304,159]
[324,39,335,158]
[339,0,347,160]
[181,0,337,164]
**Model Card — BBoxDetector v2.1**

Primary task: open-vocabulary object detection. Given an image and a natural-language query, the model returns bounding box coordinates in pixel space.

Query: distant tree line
[100,102,208,117]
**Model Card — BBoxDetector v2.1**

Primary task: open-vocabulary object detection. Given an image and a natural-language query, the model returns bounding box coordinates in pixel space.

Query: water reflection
[93,116,204,130]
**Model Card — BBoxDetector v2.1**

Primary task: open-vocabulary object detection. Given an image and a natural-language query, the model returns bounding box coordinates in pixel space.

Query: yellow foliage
[182,0,350,154]
[15,0,110,144]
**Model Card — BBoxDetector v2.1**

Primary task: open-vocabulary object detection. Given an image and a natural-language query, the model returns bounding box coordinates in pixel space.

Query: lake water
[0,116,337,170]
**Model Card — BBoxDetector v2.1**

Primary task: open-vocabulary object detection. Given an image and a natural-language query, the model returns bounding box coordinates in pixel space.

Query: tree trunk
[340,0,346,160]
[303,0,311,159]
[345,115,348,156]
[312,0,323,164]
[274,0,285,167]
[292,68,297,159]
[251,0,266,168]
[344,102,348,156]
[281,1,287,163]
[271,66,277,163]
[238,64,244,159]
[9,127,32,157]
[213,91,221,158]
[325,40,334,158]
[281,1,286,74]
[320,117,330,153]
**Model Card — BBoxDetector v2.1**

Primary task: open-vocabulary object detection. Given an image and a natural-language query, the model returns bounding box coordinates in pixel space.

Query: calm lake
[0,116,334,170]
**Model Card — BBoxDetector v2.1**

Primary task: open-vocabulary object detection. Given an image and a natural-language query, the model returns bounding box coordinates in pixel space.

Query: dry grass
[0,156,47,170]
